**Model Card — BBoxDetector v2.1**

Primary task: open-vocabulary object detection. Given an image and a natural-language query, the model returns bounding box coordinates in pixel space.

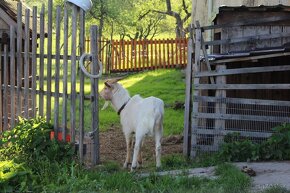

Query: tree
[151,0,191,38]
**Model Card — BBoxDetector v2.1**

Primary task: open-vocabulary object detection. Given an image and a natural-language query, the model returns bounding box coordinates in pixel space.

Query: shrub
[219,123,290,162]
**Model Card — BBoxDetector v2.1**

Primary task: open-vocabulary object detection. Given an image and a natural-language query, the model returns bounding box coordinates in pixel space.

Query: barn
[184,4,290,157]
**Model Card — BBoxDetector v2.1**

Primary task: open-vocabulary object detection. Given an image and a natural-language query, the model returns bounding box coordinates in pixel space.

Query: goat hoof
[130,166,137,172]
[123,162,131,169]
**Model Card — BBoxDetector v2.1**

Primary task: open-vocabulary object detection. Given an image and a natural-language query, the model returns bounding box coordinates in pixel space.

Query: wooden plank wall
[0,0,100,165]
[185,17,290,157]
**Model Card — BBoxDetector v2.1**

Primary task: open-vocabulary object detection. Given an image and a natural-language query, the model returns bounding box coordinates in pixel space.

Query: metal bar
[3,44,8,131]
[194,84,290,90]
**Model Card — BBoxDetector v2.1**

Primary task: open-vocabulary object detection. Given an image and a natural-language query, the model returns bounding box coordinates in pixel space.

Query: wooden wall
[191,0,290,26]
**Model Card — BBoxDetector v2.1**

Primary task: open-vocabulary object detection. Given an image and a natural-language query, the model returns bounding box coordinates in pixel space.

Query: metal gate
[0,0,101,165]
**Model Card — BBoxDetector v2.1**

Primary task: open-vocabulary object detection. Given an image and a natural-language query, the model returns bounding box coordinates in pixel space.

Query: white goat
[100,78,164,171]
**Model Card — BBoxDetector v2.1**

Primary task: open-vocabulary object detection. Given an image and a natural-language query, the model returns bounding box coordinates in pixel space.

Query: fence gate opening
[0,0,101,165]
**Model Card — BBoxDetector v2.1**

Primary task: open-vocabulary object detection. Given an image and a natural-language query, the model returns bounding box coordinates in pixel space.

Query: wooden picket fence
[85,38,188,73]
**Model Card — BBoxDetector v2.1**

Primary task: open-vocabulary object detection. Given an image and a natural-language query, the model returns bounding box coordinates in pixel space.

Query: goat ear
[104,81,112,88]
[109,76,127,84]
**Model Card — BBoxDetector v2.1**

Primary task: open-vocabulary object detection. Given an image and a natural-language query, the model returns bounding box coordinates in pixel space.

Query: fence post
[90,25,100,165]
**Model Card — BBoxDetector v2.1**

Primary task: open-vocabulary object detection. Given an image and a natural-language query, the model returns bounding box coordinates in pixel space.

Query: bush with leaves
[219,123,290,162]
[0,117,75,192]
[0,117,74,162]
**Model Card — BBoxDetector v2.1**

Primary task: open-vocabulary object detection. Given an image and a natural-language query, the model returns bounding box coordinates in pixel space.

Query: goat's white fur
[100,81,164,171]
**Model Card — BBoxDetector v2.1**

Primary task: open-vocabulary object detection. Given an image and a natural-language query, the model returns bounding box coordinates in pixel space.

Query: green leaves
[219,123,290,162]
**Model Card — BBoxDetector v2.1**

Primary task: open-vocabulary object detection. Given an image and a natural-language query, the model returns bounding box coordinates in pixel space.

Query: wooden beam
[194,96,290,107]
[194,128,273,139]
[202,15,290,31]
[210,52,290,64]
[194,65,290,77]
[192,112,290,123]
[194,84,290,90]
[205,32,290,46]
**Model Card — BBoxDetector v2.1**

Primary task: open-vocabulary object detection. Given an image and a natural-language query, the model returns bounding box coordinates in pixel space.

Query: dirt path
[99,126,183,167]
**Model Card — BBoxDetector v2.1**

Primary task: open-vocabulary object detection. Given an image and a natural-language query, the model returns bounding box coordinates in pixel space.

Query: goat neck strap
[117,99,130,115]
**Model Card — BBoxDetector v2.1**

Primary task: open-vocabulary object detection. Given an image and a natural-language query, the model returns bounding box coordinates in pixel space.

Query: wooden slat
[31,6,37,117]
[62,3,69,143]
[79,8,85,163]
[3,44,8,131]
[210,52,290,65]
[39,4,45,117]
[194,96,290,107]
[183,38,193,156]
[193,112,290,123]
[46,0,53,122]
[194,84,290,90]
[0,42,2,131]
[70,4,78,142]
[191,24,202,158]
[23,8,30,118]
[54,6,61,135]
[90,25,100,165]
[196,21,214,84]
[195,65,290,77]
[16,2,23,117]
[9,26,16,128]
[126,39,130,71]
[194,128,273,138]
[202,15,290,31]
[205,32,290,46]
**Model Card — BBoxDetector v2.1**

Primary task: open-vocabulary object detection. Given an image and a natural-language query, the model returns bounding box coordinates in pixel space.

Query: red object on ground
[50,131,71,142]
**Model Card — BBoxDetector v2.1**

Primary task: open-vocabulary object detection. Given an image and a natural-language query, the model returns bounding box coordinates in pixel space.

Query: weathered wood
[62,3,69,143]
[39,4,45,117]
[54,6,61,135]
[192,112,290,123]
[90,25,100,165]
[0,42,2,131]
[205,31,290,47]
[70,4,78,142]
[32,6,37,117]
[210,52,290,64]
[214,64,226,149]
[196,21,215,84]
[194,65,290,77]
[194,96,290,107]
[194,128,273,139]
[183,38,193,156]
[9,26,16,128]
[3,44,8,131]
[194,84,290,90]
[23,9,30,118]
[16,2,23,117]
[79,8,85,163]
[190,23,202,158]
[46,0,53,122]
[202,15,290,31]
